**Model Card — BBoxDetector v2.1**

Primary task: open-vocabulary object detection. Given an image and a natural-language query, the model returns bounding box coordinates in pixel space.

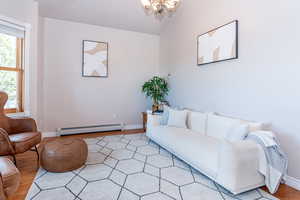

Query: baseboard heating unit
[58,124,123,136]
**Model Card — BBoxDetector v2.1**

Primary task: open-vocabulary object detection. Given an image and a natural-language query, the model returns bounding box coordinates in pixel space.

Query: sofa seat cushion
[149,126,219,177]
[0,157,20,197]
[9,132,41,154]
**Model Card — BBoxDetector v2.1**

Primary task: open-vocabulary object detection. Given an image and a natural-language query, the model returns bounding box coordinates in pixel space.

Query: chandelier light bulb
[140,0,181,18]
[141,0,151,8]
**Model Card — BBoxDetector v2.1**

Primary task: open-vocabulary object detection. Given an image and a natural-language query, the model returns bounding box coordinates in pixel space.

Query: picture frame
[197,20,238,66]
[82,40,108,77]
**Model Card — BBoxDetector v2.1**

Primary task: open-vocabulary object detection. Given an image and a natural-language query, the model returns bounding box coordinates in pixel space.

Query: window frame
[0,15,31,117]
[0,31,24,114]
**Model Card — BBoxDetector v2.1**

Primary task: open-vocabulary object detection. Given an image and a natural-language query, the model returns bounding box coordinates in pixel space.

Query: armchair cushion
[9,132,41,154]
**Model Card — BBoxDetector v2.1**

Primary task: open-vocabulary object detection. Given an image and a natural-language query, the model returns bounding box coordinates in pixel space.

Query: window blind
[0,19,25,38]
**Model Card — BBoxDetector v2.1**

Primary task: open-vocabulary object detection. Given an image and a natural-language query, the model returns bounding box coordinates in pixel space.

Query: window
[0,21,25,114]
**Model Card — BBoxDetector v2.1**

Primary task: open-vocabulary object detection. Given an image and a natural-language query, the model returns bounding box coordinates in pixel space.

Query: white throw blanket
[246,131,288,194]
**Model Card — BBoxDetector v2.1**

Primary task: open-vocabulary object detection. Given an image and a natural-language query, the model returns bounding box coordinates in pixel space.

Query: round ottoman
[41,138,88,173]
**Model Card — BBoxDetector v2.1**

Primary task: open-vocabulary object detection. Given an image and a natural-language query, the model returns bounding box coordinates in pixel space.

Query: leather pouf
[41,138,88,173]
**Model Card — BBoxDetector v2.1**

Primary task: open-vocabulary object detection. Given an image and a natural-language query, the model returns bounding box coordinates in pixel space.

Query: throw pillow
[167,108,188,128]
[226,124,249,142]
[160,105,170,125]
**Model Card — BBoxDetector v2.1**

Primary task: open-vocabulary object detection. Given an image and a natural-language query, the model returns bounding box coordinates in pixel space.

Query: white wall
[41,18,159,132]
[160,0,300,180]
[0,0,40,123]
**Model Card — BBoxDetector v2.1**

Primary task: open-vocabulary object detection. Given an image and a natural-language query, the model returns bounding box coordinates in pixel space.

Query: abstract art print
[197,20,238,66]
[82,40,108,77]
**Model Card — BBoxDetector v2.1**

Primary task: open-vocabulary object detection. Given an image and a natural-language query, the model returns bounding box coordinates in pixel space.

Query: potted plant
[142,76,169,112]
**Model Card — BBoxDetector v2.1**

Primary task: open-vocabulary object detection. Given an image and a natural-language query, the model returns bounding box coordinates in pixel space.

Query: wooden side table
[142,112,147,132]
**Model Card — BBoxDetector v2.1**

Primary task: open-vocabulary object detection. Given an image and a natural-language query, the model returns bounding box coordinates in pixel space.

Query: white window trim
[0,15,32,117]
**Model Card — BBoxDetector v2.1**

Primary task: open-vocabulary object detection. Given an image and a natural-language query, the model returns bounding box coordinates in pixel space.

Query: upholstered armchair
[0,157,21,200]
[0,174,6,200]
[0,91,41,165]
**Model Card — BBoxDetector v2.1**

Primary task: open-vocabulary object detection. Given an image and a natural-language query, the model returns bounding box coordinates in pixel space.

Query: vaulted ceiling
[36,0,165,35]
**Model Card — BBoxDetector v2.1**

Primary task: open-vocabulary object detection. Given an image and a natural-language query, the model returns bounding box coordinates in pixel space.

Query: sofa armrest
[147,114,162,128]
[216,140,264,194]
[146,114,163,138]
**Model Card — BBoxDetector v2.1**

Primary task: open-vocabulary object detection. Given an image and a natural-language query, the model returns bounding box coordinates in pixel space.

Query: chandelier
[140,0,181,18]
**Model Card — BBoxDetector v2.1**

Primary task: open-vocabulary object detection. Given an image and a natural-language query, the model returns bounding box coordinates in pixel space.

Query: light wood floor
[7,129,300,200]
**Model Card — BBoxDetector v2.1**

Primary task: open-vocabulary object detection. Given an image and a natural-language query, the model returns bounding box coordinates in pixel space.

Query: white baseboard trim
[42,132,58,138]
[285,175,300,191]
[42,125,143,138]
[123,124,143,130]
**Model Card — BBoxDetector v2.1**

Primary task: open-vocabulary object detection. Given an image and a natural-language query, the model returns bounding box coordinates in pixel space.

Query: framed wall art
[197,20,238,66]
[82,40,108,77]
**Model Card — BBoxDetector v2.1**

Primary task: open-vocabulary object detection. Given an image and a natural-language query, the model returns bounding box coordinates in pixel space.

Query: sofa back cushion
[241,121,266,132]
[216,113,268,132]
[226,124,250,142]
[167,109,188,128]
[187,111,207,134]
[206,114,242,140]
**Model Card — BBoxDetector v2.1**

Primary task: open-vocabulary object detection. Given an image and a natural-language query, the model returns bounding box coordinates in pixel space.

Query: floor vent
[58,124,123,136]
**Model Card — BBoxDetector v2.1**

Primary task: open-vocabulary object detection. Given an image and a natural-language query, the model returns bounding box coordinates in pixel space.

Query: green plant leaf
[142,76,169,104]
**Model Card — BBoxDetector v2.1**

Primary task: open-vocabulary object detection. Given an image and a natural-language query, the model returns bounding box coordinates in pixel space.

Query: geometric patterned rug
[25,133,278,200]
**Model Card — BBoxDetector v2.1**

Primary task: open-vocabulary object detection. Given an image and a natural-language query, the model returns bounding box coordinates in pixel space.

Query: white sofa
[146,111,266,194]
